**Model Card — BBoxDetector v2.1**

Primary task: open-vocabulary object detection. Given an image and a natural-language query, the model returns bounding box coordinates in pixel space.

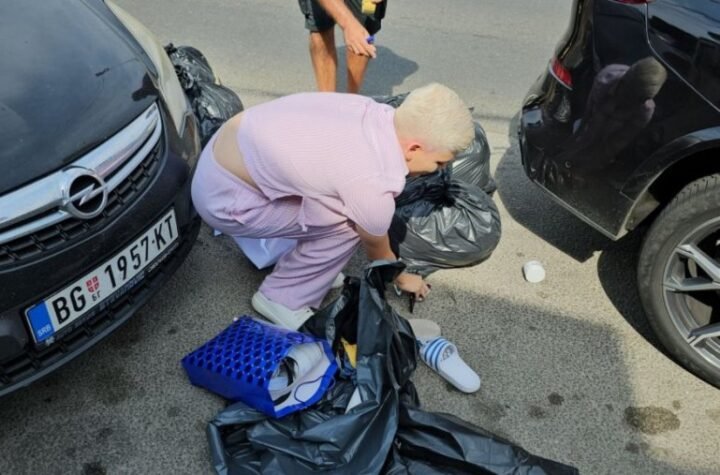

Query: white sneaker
[251,292,315,330]
[331,272,346,289]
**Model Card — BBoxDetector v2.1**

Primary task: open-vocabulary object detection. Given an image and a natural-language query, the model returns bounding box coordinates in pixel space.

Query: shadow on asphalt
[0,249,688,473]
[493,120,672,357]
[389,284,687,475]
[337,45,419,96]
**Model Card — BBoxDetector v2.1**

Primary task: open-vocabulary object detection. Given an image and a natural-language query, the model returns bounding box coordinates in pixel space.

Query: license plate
[25,209,178,344]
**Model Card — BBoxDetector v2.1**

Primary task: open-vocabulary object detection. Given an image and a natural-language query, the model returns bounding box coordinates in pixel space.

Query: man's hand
[355,225,431,301]
[343,21,377,58]
[317,0,377,58]
[395,272,430,301]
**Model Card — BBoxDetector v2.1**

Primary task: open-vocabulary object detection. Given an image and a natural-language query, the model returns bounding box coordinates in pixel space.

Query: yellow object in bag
[341,338,358,368]
[361,0,376,15]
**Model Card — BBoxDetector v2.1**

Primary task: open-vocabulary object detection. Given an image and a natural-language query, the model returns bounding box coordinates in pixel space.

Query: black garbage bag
[165,44,217,89]
[207,262,578,475]
[451,121,496,194]
[373,92,409,108]
[390,174,501,276]
[190,82,244,146]
[165,44,244,146]
[373,94,495,193]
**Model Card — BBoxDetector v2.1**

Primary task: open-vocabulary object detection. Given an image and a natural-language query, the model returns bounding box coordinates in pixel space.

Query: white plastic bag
[233,237,297,269]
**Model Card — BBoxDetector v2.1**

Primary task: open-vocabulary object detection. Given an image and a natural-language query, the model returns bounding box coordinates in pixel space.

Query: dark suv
[519,0,720,387]
[0,1,201,396]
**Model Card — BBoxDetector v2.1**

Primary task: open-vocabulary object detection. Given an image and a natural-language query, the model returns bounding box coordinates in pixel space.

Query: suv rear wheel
[638,174,720,388]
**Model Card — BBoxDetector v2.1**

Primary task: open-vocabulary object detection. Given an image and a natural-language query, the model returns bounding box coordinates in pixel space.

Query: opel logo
[62,168,108,220]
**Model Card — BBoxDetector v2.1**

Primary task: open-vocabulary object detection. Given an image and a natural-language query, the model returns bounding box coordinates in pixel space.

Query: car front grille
[0,143,162,267]
[0,103,164,269]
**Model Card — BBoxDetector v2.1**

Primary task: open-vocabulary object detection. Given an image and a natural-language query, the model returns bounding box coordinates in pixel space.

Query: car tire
[638,174,720,388]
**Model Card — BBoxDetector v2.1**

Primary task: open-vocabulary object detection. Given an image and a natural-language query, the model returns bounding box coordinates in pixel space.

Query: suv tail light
[550,57,573,89]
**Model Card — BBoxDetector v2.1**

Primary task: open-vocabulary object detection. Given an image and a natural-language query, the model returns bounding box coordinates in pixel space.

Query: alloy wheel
[663,216,720,370]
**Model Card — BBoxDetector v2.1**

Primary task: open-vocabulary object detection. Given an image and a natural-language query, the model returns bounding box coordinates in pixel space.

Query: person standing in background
[298,0,386,93]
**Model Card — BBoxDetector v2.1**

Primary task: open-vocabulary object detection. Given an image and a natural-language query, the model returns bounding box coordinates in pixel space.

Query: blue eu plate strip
[27,303,55,343]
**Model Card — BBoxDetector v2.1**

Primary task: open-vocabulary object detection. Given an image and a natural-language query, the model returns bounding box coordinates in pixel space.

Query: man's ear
[399,138,422,159]
[408,143,422,152]
[404,143,421,163]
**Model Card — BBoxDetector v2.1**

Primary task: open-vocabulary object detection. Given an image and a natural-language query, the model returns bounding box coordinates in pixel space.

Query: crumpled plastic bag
[166,44,217,89]
[373,92,409,108]
[206,262,578,475]
[390,173,501,276]
[190,82,243,147]
[373,94,495,193]
[165,44,244,146]
[451,121,496,194]
[232,236,298,270]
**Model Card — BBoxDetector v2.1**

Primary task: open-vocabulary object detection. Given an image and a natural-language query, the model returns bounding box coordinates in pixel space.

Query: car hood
[0,0,158,195]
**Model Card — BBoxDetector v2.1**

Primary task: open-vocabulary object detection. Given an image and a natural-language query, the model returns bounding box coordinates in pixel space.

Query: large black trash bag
[207,262,578,475]
[191,82,244,146]
[165,44,243,146]
[373,94,495,194]
[390,174,501,276]
[165,44,217,89]
[451,121,496,194]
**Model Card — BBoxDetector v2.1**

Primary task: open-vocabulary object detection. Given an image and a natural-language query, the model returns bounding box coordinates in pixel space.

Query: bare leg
[309,29,338,92]
[346,51,370,94]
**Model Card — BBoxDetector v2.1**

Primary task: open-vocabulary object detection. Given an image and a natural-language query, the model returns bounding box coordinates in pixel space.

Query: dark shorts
[298,0,386,36]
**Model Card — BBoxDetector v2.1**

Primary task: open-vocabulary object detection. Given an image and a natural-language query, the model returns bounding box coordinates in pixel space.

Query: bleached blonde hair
[395,83,474,153]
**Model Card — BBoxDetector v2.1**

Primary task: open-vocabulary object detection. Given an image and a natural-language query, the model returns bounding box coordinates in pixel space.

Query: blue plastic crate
[182,317,336,418]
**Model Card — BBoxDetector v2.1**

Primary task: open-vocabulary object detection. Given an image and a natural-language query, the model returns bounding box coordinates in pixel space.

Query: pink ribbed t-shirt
[238,93,408,236]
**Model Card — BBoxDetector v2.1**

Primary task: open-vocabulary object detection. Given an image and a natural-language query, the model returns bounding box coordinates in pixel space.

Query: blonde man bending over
[191,84,474,329]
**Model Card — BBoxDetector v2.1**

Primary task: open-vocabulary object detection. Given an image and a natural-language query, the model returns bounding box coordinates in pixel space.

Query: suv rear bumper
[518,0,651,239]
[518,93,631,240]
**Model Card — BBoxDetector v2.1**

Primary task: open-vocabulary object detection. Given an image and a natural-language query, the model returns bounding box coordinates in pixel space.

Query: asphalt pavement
[1,1,719,474]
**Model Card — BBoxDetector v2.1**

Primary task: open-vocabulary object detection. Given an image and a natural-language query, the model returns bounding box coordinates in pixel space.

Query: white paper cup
[523,260,546,283]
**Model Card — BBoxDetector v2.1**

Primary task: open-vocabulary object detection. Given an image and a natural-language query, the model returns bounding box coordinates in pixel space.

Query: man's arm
[355,225,430,299]
[356,225,395,261]
[316,0,377,58]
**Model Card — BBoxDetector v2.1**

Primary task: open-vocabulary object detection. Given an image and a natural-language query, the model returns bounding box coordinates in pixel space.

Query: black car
[0,1,202,396]
[519,0,720,386]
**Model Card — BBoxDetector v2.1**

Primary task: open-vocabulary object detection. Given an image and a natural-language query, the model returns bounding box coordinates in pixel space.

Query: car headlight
[106,1,189,133]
